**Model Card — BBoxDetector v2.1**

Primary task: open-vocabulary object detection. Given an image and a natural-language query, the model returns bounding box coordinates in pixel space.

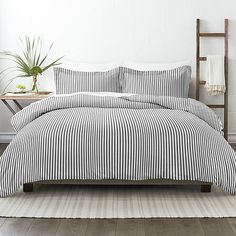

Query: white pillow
[58,61,120,72]
[122,61,191,71]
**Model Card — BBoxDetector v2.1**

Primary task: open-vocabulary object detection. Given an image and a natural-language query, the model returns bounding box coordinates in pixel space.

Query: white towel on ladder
[205,55,226,96]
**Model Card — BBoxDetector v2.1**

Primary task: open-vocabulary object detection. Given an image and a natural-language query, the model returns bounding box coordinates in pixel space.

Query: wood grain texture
[224,19,229,141]
[0,218,33,236]
[116,219,145,236]
[228,218,236,235]
[231,143,236,150]
[85,220,116,236]
[56,219,88,236]
[196,19,229,140]
[25,219,60,236]
[144,219,165,236]
[200,218,235,236]
[199,32,226,37]
[0,219,236,236]
[173,219,205,236]
[0,93,53,100]
[196,18,200,101]
[0,144,8,155]
[145,219,204,236]
[208,105,225,108]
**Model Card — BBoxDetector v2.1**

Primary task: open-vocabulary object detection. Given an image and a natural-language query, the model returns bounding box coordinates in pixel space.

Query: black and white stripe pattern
[0,93,235,197]
[54,67,121,94]
[54,66,191,97]
[120,66,191,97]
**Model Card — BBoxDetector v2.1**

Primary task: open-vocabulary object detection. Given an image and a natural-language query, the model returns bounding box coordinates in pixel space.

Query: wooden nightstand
[0,92,53,115]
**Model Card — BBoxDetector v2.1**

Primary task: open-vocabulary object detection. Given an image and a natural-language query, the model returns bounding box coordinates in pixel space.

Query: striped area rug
[0,185,236,218]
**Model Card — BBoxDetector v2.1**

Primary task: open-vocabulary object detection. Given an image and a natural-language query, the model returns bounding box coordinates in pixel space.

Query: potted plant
[0,36,63,93]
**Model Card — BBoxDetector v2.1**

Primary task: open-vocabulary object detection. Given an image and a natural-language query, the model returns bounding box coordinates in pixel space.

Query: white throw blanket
[205,55,226,96]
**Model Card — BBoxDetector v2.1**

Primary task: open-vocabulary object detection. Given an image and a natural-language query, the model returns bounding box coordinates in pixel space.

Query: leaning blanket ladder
[196,19,229,140]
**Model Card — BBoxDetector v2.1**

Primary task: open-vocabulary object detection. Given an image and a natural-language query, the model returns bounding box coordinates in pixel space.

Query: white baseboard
[1,132,236,144]
[229,133,236,143]
[0,133,16,143]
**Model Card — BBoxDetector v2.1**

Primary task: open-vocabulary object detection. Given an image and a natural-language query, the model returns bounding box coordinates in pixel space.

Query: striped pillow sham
[120,66,191,98]
[54,67,121,94]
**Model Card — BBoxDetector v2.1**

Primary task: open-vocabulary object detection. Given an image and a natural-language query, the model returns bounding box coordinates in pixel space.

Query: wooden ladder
[196,19,229,140]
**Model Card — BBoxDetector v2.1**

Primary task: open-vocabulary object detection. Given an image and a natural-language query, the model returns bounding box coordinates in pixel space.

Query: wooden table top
[0,92,54,100]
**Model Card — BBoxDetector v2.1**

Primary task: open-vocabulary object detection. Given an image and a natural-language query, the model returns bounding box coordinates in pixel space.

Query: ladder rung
[208,105,225,108]
[199,57,207,61]
[199,81,206,85]
[199,33,226,37]
[199,56,226,61]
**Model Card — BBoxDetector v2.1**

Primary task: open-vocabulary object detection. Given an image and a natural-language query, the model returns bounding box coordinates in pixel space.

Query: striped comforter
[0,92,236,197]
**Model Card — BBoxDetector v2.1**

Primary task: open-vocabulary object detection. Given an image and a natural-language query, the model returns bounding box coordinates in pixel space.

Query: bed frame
[23,180,212,193]
[23,19,228,194]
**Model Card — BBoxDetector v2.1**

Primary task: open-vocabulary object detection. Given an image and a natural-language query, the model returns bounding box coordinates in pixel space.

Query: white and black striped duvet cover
[0,92,236,197]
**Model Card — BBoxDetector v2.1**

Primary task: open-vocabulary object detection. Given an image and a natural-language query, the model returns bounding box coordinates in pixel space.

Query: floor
[0,143,236,236]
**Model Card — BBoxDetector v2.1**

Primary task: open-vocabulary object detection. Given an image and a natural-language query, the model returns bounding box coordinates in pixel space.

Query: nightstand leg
[13,100,23,110]
[1,100,17,114]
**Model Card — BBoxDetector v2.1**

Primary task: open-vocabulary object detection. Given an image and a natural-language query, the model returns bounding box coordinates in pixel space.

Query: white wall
[0,0,236,141]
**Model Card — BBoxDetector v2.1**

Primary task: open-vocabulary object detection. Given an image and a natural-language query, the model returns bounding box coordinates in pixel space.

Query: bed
[0,63,235,197]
